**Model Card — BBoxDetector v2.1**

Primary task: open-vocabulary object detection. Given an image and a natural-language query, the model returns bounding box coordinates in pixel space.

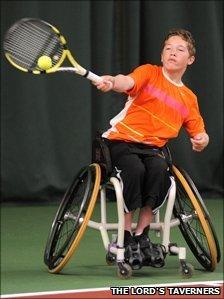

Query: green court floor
[1,198,223,295]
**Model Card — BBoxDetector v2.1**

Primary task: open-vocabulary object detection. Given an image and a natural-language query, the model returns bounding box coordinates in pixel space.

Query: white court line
[1,280,223,298]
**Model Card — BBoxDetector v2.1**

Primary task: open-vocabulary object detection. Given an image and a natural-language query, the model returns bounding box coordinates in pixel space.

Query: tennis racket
[3,18,106,84]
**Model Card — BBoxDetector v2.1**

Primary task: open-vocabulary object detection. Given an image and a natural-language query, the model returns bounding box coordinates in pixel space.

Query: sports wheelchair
[44,136,220,279]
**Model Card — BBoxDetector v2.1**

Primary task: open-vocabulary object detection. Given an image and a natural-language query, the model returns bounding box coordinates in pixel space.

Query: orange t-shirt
[102,64,205,147]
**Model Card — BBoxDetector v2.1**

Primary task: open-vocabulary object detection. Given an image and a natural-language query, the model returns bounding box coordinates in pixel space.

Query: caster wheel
[179,262,194,278]
[106,252,116,266]
[117,263,132,279]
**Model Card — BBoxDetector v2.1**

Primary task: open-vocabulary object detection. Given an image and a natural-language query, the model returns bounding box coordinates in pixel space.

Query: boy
[93,29,209,265]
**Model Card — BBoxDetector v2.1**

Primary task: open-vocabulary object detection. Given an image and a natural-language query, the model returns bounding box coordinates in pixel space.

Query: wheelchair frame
[88,174,186,278]
[44,148,220,279]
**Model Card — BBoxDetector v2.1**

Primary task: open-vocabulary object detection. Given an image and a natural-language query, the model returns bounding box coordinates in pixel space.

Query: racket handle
[86,71,113,89]
[85,71,102,82]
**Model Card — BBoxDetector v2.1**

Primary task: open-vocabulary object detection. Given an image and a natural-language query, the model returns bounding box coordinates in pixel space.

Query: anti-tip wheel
[106,252,116,266]
[117,263,132,279]
[179,262,194,278]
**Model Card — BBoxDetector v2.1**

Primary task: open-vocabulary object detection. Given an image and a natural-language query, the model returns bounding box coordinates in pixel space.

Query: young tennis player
[93,29,209,265]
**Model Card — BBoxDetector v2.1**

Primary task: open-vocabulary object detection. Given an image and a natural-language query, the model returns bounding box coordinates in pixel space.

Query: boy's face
[161,35,195,72]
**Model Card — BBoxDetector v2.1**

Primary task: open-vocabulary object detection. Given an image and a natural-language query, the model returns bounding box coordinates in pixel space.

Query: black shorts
[106,140,171,213]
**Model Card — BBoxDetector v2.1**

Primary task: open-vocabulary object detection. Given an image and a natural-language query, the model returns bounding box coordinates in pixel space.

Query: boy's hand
[92,75,114,92]
[190,132,209,152]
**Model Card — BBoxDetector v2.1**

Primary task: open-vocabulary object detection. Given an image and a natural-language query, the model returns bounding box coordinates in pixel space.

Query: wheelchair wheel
[172,165,220,271]
[44,163,101,273]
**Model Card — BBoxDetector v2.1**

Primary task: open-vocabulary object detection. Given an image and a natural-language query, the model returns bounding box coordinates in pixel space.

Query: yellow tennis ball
[37,55,52,70]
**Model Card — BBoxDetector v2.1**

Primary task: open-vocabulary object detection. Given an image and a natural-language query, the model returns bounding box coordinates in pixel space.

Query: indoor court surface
[1,2,223,298]
[1,198,223,298]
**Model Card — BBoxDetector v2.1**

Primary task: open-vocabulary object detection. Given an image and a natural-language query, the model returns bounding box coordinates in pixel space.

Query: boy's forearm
[92,74,134,93]
[113,74,135,93]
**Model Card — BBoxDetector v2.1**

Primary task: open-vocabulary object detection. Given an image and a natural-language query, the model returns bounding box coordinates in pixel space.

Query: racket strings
[4,20,64,71]
[6,29,62,67]
[5,37,59,68]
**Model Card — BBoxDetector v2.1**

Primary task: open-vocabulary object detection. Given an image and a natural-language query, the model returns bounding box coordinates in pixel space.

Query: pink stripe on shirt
[144,84,189,118]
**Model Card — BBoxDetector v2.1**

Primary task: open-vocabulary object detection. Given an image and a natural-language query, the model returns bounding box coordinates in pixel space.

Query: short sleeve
[126,64,158,96]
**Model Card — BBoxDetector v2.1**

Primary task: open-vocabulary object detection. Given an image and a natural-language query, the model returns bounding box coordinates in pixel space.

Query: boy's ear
[188,55,195,65]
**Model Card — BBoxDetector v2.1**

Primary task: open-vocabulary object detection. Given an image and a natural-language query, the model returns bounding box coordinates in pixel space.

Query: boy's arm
[92,74,135,93]
[183,94,209,152]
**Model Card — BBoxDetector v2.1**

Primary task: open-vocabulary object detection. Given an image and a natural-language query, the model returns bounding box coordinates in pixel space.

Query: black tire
[44,163,101,273]
[172,165,220,271]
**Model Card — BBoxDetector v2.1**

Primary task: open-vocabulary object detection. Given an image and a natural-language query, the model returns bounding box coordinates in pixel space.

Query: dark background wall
[1,0,223,202]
